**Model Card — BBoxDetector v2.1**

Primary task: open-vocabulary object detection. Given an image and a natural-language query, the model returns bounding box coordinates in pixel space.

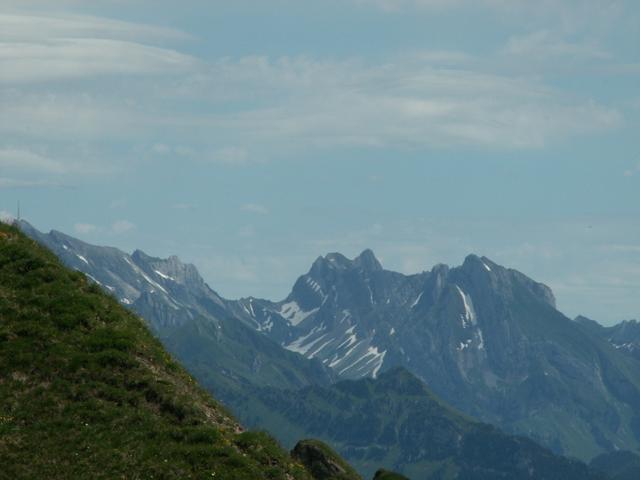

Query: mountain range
[18,220,640,476]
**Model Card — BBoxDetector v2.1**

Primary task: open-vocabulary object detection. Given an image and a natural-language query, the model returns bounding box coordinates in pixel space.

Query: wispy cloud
[190,56,620,150]
[352,0,628,24]
[172,203,197,211]
[624,164,640,177]
[353,0,475,11]
[72,219,135,236]
[74,222,97,234]
[241,203,269,215]
[0,12,197,85]
[0,3,633,188]
[208,147,250,165]
[0,39,199,84]
[0,148,65,172]
[0,177,69,188]
[600,244,640,253]
[111,219,135,234]
[0,8,626,171]
[0,13,189,43]
[503,30,609,60]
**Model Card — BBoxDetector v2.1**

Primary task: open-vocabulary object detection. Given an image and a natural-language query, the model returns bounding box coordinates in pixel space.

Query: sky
[0,0,638,324]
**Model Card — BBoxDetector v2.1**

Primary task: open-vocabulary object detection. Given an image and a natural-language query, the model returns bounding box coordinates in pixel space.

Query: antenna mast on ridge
[17,200,20,222]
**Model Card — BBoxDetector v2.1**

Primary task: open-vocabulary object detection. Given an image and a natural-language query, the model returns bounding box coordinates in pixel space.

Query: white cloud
[353,0,473,11]
[0,177,66,188]
[191,56,620,150]
[152,143,171,155]
[352,0,573,13]
[198,255,259,283]
[0,91,154,141]
[0,38,199,84]
[0,8,629,170]
[73,219,135,235]
[111,219,135,234]
[73,220,136,235]
[353,0,635,54]
[2,45,619,152]
[352,0,626,22]
[208,146,250,165]
[237,225,256,238]
[109,198,127,209]
[0,13,189,43]
[0,13,197,87]
[74,222,97,234]
[172,203,197,211]
[601,244,640,253]
[241,203,269,215]
[624,164,640,177]
[503,30,609,60]
[0,148,65,172]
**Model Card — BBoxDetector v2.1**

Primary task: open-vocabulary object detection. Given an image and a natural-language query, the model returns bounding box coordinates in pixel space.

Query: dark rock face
[372,470,409,480]
[292,440,362,480]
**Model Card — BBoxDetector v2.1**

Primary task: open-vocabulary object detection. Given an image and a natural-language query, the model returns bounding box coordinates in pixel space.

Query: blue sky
[0,0,638,324]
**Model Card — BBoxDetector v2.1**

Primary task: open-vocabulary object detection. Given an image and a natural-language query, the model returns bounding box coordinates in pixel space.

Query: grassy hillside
[0,222,315,479]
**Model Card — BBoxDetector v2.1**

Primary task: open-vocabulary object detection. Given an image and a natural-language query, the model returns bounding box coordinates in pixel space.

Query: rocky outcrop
[292,440,362,480]
[372,470,409,480]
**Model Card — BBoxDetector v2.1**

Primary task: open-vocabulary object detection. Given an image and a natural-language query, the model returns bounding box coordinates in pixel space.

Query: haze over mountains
[18,220,640,477]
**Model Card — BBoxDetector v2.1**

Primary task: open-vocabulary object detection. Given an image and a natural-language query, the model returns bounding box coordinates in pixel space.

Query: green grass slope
[0,223,315,479]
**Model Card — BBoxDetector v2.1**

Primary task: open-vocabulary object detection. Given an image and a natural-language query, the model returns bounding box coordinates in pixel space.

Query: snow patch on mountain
[123,256,169,295]
[455,285,476,328]
[154,269,175,281]
[287,329,327,356]
[279,301,318,326]
[410,292,423,309]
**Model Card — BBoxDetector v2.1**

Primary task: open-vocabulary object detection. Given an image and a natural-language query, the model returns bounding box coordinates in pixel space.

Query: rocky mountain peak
[353,248,383,272]
[132,249,204,287]
[461,254,496,275]
[310,250,382,276]
[130,249,151,264]
[310,253,348,276]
